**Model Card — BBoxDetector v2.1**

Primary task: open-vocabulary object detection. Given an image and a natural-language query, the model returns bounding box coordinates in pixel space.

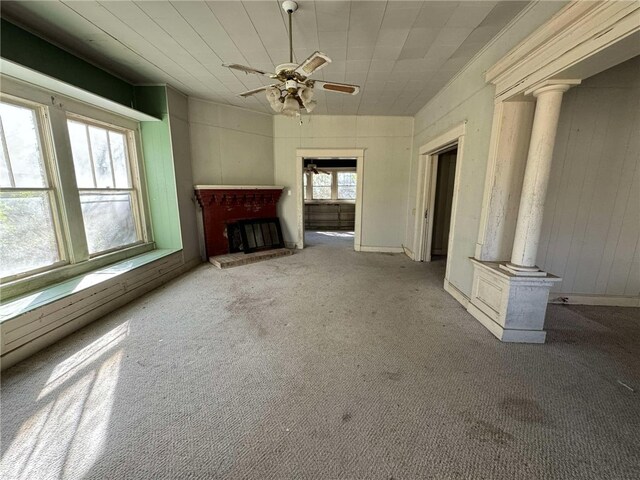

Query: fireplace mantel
[194,185,285,257]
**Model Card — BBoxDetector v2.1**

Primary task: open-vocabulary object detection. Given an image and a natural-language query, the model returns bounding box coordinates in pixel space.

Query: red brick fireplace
[194,185,285,258]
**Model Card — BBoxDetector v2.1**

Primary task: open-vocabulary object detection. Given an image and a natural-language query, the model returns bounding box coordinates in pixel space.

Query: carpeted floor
[2,231,639,480]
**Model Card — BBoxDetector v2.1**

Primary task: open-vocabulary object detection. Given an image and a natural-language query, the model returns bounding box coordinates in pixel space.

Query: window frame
[0,95,69,282]
[304,167,357,203]
[0,78,154,300]
[66,113,147,257]
[311,171,333,200]
[336,171,357,201]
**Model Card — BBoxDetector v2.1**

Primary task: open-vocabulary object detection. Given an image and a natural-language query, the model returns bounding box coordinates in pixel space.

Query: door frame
[412,123,466,279]
[295,148,365,250]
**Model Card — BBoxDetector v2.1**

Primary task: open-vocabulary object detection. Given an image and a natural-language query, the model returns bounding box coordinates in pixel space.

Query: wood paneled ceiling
[1,1,529,115]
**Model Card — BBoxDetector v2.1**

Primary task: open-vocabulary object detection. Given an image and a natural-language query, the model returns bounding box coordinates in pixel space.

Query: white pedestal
[467,259,562,343]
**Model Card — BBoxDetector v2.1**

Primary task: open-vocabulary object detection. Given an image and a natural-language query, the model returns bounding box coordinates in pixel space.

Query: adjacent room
[1,1,639,479]
[303,157,358,249]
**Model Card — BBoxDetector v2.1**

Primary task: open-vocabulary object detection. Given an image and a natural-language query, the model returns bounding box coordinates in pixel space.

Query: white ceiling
[1,1,529,116]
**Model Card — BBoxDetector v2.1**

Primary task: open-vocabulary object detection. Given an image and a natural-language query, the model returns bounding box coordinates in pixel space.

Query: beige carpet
[2,231,639,479]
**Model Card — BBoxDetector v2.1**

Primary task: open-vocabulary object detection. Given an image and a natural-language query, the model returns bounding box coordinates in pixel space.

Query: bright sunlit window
[312,172,332,199]
[337,172,357,200]
[0,100,62,280]
[0,86,149,293]
[68,119,141,254]
[303,172,307,200]
[304,169,357,201]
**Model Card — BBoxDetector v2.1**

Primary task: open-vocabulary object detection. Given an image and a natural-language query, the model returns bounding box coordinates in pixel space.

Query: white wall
[406,1,568,298]
[274,115,414,249]
[188,98,274,185]
[167,87,200,264]
[537,56,640,299]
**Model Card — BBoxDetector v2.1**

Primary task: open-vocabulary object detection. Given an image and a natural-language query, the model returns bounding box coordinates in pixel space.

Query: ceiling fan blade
[316,81,360,95]
[223,63,277,78]
[294,51,331,78]
[238,84,281,98]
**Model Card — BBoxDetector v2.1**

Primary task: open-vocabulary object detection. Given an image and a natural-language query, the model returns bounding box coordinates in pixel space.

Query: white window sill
[1,243,157,301]
[0,248,179,324]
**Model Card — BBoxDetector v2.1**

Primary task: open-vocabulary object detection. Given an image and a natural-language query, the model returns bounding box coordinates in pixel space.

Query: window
[0,100,63,279]
[337,172,357,200]
[304,169,357,201]
[67,119,141,254]
[303,172,307,200]
[0,86,150,295]
[312,173,332,199]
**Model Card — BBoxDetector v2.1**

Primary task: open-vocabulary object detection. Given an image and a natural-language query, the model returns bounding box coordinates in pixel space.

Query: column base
[468,259,562,343]
[499,262,547,277]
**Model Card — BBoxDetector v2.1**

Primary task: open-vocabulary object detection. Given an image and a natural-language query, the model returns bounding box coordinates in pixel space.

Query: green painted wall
[1,19,183,251]
[135,86,183,250]
[0,19,134,108]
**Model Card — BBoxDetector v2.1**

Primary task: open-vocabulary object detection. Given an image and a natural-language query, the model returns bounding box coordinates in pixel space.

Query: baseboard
[467,302,546,343]
[402,245,414,260]
[443,279,469,308]
[359,246,404,253]
[548,293,640,307]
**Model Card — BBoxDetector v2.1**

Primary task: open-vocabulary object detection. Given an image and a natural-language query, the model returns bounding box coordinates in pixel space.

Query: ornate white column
[502,80,580,275]
[467,80,579,343]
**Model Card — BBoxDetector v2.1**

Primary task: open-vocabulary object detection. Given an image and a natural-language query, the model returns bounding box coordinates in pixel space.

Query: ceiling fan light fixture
[298,86,316,113]
[304,100,317,113]
[223,0,359,116]
[282,94,299,117]
[266,86,284,112]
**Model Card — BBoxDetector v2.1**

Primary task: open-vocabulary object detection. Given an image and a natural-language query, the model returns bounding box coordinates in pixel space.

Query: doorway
[412,123,466,286]
[430,147,457,262]
[302,158,357,248]
[295,149,365,250]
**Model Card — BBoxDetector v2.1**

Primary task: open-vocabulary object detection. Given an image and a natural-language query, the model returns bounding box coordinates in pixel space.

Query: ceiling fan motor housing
[276,63,298,76]
[285,79,298,92]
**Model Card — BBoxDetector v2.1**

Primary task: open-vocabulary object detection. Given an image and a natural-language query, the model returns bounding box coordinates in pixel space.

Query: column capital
[525,79,581,97]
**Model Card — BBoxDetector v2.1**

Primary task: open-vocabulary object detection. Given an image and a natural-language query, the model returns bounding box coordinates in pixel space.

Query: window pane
[68,121,95,188]
[303,174,307,199]
[312,186,331,199]
[0,101,47,187]
[312,172,332,199]
[337,172,356,200]
[88,126,114,188]
[109,131,131,188]
[312,173,331,187]
[0,140,9,186]
[338,172,356,186]
[338,186,356,199]
[80,192,138,254]
[0,191,60,278]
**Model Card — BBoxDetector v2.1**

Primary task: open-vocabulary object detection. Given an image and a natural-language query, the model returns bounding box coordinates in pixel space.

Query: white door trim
[412,123,466,282]
[295,148,365,251]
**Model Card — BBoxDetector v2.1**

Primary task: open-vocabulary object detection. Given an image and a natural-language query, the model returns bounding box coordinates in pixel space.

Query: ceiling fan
[303,163,330,175]
[223,0,360,117]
